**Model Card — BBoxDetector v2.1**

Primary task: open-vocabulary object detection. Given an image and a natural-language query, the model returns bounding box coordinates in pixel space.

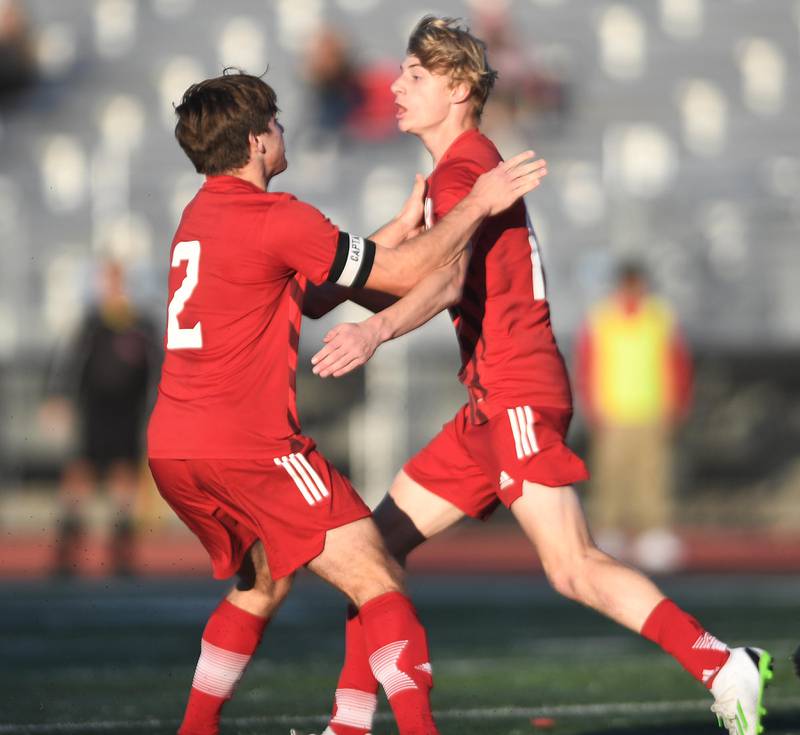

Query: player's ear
[450,81,471,106]
[249,131,266,155]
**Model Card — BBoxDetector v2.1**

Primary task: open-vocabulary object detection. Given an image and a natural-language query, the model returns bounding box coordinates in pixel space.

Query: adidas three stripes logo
[274,453,330,506]
[507,405,539,460]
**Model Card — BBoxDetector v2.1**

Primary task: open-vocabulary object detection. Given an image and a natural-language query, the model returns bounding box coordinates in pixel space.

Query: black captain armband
[328,232,376,289]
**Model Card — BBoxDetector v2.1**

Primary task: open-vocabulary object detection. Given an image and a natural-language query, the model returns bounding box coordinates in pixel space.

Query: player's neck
[422,117,478,168]
[222,160,274,192]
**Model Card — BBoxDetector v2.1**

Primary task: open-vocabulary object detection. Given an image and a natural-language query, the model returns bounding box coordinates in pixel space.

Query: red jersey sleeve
[429,157,487,220]
[264,198,340,285]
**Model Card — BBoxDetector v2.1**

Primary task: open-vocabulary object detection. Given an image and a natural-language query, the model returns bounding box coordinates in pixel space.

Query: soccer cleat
[710,647,773,735]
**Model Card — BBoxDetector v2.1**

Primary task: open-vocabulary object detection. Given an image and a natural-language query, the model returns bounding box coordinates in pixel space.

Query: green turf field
[1,574,798,734]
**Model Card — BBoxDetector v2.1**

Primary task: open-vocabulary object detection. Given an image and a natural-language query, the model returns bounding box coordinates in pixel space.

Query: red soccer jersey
[148,175,343,459]
[424,129,572,423]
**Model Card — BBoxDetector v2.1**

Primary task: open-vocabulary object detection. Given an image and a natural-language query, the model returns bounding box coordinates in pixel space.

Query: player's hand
[311,320,382,378]
[469,151,548,217]
[396,173,426,233]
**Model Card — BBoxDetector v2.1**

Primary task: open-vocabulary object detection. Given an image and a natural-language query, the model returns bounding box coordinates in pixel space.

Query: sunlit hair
[174,68,279,175]
[407,15,498,120]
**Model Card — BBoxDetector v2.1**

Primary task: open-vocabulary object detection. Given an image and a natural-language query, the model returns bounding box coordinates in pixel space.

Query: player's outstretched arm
[363,151,546,296]
[312,249,468,377]
[302,282,398,320]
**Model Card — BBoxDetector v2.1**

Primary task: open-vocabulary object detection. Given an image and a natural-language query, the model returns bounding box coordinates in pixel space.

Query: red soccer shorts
[404,403,589,519]
[149,441,371,580]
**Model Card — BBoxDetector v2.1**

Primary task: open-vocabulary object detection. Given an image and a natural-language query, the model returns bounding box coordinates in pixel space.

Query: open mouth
[394,103,407,118]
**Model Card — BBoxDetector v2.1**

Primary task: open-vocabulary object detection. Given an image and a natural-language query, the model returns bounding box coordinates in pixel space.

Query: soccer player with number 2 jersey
[303,17,772,735]
[146,69,547,735]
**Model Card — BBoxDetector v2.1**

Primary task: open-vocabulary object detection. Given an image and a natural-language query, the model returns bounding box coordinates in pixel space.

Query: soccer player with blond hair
[301,16,772,735]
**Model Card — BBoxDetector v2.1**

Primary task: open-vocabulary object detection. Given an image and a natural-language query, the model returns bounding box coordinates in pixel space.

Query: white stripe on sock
[692,632,728,653]
[192,640,251,699]
[368,640,417,699]
[330,688,378,730]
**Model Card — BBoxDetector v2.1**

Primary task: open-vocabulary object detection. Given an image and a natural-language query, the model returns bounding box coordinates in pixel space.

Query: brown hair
[407,16,498,120]
[174,69,279,175]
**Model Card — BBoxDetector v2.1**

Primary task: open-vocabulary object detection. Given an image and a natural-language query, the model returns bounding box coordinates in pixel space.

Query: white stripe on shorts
[294,453,330,499]
[515,406,532,457]
[274,456,316,506]
[507,408,524,459]
[287,454,323,503]
[523,405,539,453]
[508,406,539,459]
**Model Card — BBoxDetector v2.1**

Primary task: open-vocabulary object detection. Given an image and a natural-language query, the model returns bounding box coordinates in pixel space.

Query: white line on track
[1,697,799,733]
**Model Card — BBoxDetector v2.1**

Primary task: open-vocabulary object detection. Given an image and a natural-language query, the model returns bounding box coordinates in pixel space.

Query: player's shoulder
[267,193,328,222]
[266,192,319,212]
[268,192,331,236]
[449,130,502,168]
[434,131,502,186]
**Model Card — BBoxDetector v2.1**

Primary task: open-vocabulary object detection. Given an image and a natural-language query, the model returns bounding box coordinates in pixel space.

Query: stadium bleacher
[1,0,798,513]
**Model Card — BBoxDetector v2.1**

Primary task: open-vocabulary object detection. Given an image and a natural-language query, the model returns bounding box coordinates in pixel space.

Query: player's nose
[390,75,403,95]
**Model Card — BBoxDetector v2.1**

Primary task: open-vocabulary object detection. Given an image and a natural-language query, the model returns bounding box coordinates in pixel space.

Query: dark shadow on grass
[578,709,800,735]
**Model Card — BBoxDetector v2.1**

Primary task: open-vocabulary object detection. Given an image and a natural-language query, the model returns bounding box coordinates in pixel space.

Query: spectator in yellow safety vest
[575,261,693,572]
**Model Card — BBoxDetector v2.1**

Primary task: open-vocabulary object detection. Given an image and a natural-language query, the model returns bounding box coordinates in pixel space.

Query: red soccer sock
[178,599,268,735]
[641,598,730,688]
[358,591,438,735]
[329,605,379,735]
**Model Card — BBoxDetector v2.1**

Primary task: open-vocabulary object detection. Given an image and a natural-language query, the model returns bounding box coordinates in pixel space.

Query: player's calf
[308,521,438,735]
[178,542,280,735]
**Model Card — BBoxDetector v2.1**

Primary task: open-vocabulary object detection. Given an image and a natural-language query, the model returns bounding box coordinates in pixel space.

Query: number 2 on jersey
[167,240,203,350]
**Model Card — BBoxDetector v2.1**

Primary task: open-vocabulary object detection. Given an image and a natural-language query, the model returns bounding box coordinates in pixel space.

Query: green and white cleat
[710,647,773,735]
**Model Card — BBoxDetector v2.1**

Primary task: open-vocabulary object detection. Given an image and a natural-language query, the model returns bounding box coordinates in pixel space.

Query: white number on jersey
[428,191,545,302]
[167,240,203,350]
[526,211,546,301]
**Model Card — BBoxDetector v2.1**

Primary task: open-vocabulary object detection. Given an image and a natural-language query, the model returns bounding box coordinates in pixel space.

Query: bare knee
[346,555,405,608]
[229,543,293,617]
[542,545,607,603]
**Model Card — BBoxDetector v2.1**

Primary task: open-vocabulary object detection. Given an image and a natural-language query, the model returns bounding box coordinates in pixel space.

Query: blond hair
[407,16,498,120]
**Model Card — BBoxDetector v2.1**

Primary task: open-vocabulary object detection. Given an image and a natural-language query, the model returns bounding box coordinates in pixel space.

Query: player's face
[263,116,287,175]
[391,56,454,135]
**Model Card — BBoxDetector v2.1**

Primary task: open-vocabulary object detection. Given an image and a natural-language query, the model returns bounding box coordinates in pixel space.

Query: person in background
[46,260,158,576]
[575,261,693,571]
[303,25,398,141]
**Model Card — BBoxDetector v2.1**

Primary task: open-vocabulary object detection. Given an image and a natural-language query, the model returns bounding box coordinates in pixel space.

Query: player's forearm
[366,258,464,344]
[367,195,486,296]
[304,282,398,319]
[303,282,350,319]
[349,288,399,313]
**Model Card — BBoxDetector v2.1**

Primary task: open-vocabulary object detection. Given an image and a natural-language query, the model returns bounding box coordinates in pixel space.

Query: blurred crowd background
[1,0,799,577]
